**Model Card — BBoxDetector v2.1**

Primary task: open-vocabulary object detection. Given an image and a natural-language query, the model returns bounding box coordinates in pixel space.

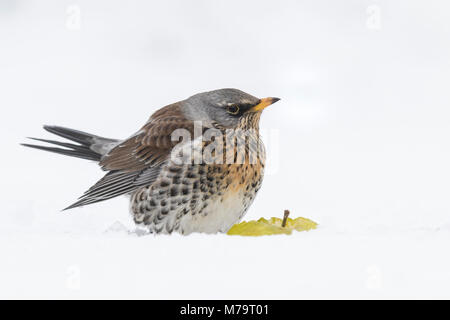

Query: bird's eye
[227,105,240,115]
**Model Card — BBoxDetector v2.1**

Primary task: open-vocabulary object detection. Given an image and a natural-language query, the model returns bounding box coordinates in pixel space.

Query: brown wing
[64,103,194,210]
[100,103,194,171]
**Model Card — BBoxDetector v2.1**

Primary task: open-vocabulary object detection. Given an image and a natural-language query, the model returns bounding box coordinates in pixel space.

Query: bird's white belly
[178,191,249,235]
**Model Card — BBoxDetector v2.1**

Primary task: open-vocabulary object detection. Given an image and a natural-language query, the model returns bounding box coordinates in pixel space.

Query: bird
[22,88,280,235]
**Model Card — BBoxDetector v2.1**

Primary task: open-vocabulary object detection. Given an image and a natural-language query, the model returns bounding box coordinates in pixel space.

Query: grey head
[181,88,280,129]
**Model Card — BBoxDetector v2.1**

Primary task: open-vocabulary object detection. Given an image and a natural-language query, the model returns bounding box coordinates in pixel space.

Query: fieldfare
[23,89,280,234]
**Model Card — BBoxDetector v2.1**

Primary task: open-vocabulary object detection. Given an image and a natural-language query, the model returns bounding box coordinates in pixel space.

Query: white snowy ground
[2,222,450,299]
[2,216,450,299]
[1,1,450,299]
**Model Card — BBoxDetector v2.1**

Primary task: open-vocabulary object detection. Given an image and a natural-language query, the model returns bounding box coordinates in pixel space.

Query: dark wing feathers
[133,166,162,186]
[65,103,194,210]
[64,171,139,210]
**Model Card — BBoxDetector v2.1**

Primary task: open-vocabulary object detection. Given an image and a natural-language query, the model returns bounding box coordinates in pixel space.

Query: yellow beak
[251,97,281,112]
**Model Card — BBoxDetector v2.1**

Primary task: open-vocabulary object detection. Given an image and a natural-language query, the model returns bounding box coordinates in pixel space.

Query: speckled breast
[130,129,266,235]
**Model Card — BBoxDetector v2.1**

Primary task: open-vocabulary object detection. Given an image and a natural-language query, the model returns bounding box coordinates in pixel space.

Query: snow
[2,223,450,299]
[1,0,450,299]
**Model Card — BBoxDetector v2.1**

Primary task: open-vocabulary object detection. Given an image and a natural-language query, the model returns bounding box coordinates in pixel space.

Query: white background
[1,0,450,299]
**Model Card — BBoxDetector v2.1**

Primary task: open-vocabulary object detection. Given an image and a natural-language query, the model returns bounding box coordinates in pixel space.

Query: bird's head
[182,88,280,130]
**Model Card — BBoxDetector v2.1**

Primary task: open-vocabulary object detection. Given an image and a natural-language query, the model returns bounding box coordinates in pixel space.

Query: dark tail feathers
[22,125,118,162]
